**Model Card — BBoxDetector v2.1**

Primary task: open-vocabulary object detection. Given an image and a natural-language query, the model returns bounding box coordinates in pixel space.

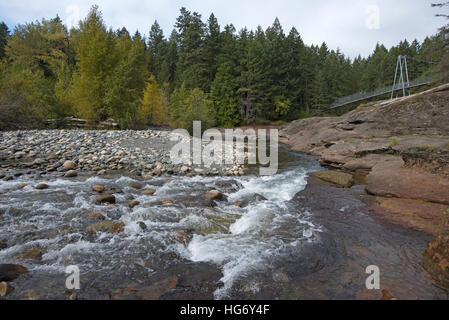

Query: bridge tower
[391,55,410,99]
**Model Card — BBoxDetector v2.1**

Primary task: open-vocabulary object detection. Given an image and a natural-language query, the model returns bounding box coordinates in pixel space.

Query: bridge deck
[324,77,431,111]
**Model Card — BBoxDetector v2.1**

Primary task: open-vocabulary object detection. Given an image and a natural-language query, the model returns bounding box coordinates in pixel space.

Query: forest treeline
[0,5,447,131]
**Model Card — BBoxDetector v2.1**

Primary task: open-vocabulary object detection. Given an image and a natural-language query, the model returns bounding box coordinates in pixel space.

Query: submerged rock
[205,190,224,200]
[141,189,156,196]
[83,212,105,220]
[312,171,354,188]
[129,183,142,190]
[113,276,178,300]
[15,247,43,261]
[95,194,116,204]
[109,221,125,234]
[85,221,113,234]
[129,200,140,209]
[137,221,147,230]
[35,183,49,190]
[0,264,28,282]
[423,232,449,288]
[173,231,192,246]
[0,239,6,250]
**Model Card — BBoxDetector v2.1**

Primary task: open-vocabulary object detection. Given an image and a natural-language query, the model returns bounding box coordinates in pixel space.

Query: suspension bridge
[324,55,435,111]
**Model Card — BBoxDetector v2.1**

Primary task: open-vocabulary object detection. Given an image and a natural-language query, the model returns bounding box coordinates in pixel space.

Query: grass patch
[276,120,287,126]
[390,139,399,147]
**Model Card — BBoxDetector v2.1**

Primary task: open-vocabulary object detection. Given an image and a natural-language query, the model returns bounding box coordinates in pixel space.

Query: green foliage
[0,5,444,131]
[0,22,9,59]
[137,75,168,126]
[390,139,399,147]
[210,61,241,127]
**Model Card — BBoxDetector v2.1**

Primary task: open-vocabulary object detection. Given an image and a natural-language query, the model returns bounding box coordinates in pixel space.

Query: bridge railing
[325,76,432,110]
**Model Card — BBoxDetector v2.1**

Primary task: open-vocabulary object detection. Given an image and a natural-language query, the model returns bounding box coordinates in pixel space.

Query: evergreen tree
[0,22,9,59]
[174,8,209,91]
[210,61,240,127]
[204,13,221,84]
[105,32,148,128]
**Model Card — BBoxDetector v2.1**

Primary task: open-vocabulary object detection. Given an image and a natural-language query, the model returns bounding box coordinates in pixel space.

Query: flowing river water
[0,146,447,300]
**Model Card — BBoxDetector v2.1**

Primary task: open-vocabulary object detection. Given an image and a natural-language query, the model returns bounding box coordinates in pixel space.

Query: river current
[0,147,447,299]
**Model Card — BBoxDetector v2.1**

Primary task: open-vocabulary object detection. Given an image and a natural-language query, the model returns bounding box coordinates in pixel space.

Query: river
[0,146,447,300]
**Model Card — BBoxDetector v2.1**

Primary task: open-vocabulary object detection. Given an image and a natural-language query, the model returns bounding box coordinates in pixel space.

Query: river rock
[173,231,191,246]
[64,170,78,178]
[0,239,7,250]
[423,231,449,288]
[83,212,105,220]
[205,190,224,200]
[15,247,43,261]
[0,264,28,282]
[162,199,175,205]
[152,168,162,176]
[141,189,156,196]
[137,221,147,230]
[113,276,178,300]
[35,183,49,190]
[381,289,398,300]
[129,200,140,209]
[95,194,116,204]
[92,184,105,193]
[109,221,125,234]
[312,171,354,188]
[129,183,142,189]
[0,282,14,297]
[85,221,113,234]
[63,160,76,170]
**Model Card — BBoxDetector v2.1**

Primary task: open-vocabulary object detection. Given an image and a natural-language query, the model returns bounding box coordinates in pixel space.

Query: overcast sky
[0,0,446,58]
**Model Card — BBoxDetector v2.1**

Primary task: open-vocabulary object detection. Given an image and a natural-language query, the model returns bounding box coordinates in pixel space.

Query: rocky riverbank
[280,83,449,289]
[0,129,246,180]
